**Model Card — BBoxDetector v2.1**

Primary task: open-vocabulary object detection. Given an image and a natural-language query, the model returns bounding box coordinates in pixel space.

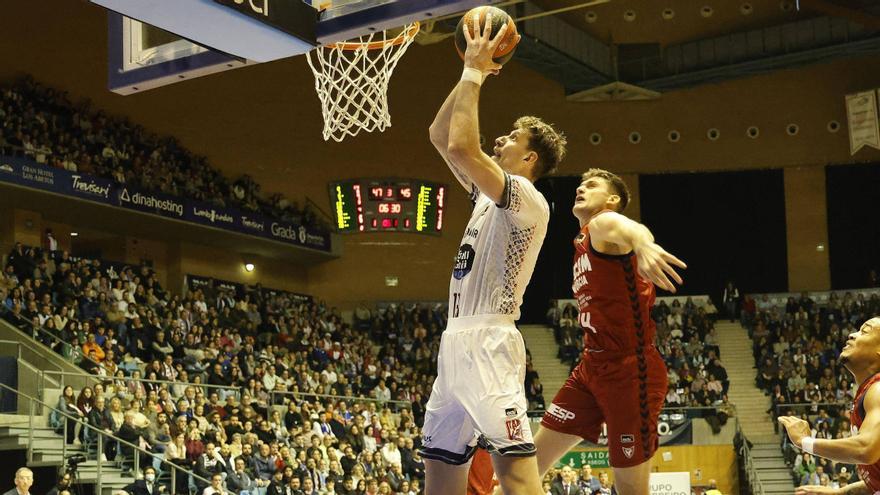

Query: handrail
[269,389,410,407]
[733,404,765,495]
[0,338,56,368]
[0,382,211,494]
[44,368,413,408]
[774,401,849,411]
[41,369,241,394]
[1,311,104,372]
[0,330,65,375]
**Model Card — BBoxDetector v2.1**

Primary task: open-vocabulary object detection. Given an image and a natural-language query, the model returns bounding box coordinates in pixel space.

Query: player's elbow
[854,437,880,464]
[446,142,476,163]
[859,443,880,464]
[428,124,445,147]
[856,451,879,465]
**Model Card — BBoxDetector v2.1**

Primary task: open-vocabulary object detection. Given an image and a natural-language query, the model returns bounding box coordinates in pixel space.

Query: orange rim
[329,22,420,51]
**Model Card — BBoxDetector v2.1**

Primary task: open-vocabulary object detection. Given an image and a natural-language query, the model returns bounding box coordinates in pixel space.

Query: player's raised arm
[779,383,880,465]
[429,85,478,197]
[446,13,509,205]
[588,211,687,293]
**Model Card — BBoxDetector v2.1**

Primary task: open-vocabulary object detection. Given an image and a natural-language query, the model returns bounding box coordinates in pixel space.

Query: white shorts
[420,315,535,465]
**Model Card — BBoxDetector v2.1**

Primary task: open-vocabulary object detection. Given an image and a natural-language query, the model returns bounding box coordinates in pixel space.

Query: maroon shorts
[541,347,667,468]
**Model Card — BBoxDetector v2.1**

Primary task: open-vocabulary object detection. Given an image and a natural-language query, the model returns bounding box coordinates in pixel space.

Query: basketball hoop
[306,22,420,142]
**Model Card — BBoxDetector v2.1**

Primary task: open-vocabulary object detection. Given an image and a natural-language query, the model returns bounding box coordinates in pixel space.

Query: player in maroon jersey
[779,316,880,495]
[534,168,686,495]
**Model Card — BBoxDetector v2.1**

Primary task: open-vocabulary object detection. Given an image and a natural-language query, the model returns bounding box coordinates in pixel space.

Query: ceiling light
[244,263,255,272]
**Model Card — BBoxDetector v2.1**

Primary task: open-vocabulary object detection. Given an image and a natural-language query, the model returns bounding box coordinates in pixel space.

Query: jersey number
[579,311,597,333]
[452,292,461,318]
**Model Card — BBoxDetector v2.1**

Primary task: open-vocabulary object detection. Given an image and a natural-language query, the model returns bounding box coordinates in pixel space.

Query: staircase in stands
[519,324,570,406]
[715,320,796,495]
[0,411,134,495]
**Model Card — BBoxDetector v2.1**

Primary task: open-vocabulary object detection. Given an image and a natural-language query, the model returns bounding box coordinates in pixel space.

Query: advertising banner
[0,156,331,251]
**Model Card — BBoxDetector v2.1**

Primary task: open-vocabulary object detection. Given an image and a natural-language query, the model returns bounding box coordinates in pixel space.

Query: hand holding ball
[455,6,521,69]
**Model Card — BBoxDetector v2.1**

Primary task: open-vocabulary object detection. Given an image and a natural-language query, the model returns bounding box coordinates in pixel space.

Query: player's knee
[493,455,542,495]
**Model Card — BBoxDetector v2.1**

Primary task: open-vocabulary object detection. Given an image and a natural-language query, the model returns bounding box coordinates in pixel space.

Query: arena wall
[3,0,880,303]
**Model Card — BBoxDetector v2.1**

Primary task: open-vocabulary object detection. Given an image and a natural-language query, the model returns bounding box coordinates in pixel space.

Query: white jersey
[449,173,549,320]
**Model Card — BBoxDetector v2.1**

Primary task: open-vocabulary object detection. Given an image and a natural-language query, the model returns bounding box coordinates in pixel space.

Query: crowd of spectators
[741,289,880,488]
[549,298,730,413]
[0,76,328,232]
[1,240,453,495]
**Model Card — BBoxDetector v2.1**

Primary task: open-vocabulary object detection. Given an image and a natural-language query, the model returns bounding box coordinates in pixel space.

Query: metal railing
[0,382,210,495]
[774,402,850,415]
[39,369,241,398]
[40,370,413,415]
[1,311,104,372]
[734,408,764,495]
[269,389,410,408]
[0,330,66,376]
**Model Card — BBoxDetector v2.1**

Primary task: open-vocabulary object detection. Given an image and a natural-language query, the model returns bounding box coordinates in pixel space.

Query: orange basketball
[455,6,521,65]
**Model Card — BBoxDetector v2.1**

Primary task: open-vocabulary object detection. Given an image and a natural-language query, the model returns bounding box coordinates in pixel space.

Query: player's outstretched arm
[796,481,870,495]
[447,13,509,205]
[588,211,686,293]
[779,384,880,465]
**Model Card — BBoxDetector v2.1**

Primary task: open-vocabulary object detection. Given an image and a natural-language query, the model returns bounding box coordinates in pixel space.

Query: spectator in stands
[577,465,600,494]
[56,385,83,444]
[704,479,721,495]
[722,281,739,322]
[528,376,545,410]
[550,466,583,495]
[0,78,332,232]
[227,456,258,495]
[122,467,165,495]
[203,473,227,495]
[87,395,115,459]
[4,468,33,495]
[592,472,614,495]
[1,241,465,493]
[117,411,147,470]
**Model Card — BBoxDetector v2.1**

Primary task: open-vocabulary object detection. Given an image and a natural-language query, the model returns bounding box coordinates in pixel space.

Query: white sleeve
[497,173,549,227]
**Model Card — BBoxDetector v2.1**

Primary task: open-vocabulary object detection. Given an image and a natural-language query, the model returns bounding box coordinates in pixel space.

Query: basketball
[455,6,521,65]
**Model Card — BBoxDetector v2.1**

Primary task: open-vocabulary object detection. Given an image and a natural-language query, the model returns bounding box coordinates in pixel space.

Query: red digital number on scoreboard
[381,218,399,229]
[378,203,402,214]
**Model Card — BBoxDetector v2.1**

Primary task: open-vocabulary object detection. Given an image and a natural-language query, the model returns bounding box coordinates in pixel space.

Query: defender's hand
[777,416,811,449]
[634,242,686,293]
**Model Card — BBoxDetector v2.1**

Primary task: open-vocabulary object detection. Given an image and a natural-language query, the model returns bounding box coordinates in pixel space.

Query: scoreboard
[329,179,446,234]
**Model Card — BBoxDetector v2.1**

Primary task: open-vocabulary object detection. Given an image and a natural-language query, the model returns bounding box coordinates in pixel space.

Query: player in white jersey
[422,15,567,495]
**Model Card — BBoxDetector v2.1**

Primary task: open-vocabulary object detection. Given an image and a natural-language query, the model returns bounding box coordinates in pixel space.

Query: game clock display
[329,179,446,234]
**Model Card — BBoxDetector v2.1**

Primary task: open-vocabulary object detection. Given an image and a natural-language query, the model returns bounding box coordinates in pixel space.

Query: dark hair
[514,116,567,178]
[581,168,630,212]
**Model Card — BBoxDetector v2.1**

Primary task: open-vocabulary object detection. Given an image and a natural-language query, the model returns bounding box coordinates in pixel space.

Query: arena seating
[742,288,880,488]
[1,242,570,494]
[1,241,449,492]
[548,297,728,410]
[0,77,327,232]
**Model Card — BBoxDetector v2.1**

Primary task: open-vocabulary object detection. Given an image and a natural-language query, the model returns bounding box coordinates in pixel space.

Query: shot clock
[329,179,446,234]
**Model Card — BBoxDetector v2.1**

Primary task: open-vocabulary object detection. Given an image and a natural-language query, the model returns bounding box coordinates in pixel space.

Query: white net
[306,23,419,142]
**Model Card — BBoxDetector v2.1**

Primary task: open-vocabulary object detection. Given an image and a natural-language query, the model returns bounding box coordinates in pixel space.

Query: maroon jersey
[852,373,880,491]
[571,218,656,354]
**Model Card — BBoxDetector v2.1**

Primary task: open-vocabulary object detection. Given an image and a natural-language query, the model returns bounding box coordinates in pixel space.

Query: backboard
[94,0,491,95]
